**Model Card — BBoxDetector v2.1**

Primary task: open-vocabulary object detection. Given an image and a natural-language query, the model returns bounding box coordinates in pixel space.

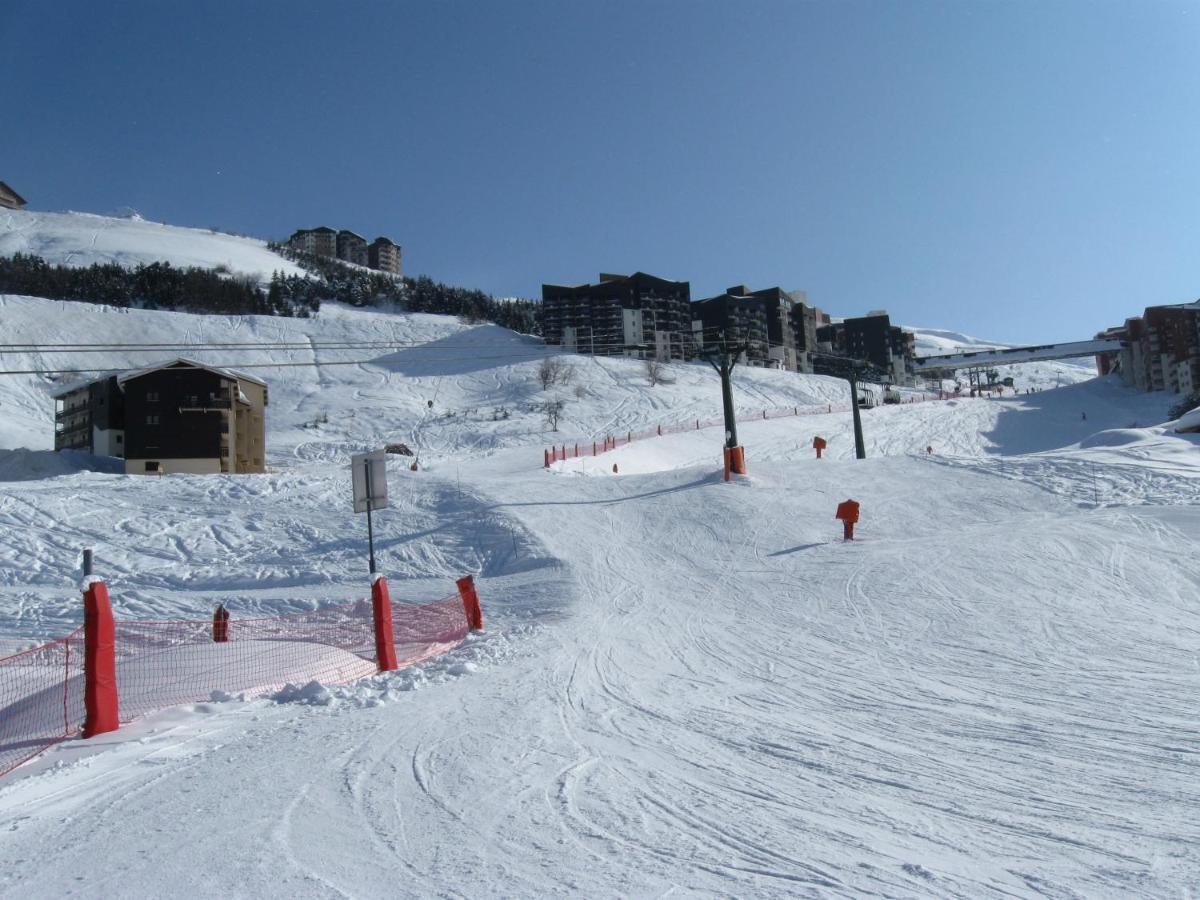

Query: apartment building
[815,311,917,385]
[336,230,369,267]
[368,237,402,275]
[690,291,771,364]
[52,376,125,456]
[1097,302,1200,394]
[53,359,268,475]
[541,272,693,361]
[288,226,338,258]
[288,227,402,275]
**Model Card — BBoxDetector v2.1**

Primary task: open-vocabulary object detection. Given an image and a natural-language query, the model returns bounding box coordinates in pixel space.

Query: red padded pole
[372,576,398,672]
[456,575,484,631]
[212,604,229,642]
[82,580,119,738]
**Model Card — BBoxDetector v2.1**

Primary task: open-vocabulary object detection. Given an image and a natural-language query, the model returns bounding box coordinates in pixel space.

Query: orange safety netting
[544,391,952,465]
[1,592,470,778]
[0,628,85,777]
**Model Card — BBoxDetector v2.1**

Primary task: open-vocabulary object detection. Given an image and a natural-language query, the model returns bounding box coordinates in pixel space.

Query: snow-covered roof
[116,357,267,388]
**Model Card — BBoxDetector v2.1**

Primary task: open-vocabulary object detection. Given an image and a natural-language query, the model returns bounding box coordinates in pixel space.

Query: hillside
[1,296,1198,895]
[0,208,306,284]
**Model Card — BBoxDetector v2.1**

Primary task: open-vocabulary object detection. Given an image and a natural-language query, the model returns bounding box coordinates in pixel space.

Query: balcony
[55,406,88,422]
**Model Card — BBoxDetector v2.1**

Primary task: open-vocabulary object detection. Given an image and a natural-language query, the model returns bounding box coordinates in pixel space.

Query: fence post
[82,576,119,739]
[544,448,550,468]
[456,575,484,631]
[371,575,398,672]
[212,604,229,642]
[657,424,662,436]
[696,419,700,430]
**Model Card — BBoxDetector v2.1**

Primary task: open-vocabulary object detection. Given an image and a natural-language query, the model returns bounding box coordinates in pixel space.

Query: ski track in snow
[0,295,1198,896]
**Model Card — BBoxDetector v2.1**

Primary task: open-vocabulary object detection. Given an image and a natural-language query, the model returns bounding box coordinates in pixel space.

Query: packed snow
[0,208,306,284]
[1,294,1198,897]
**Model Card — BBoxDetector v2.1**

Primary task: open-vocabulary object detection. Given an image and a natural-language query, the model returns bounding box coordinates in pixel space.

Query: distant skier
[1081,411,1087,422]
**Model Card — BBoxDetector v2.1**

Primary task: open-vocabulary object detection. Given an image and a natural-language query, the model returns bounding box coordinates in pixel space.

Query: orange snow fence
[541,393,944,467]
[0,577,482,778]
[0,629,84,779]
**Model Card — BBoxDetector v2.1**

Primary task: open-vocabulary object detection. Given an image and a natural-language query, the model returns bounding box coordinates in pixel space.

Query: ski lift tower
[696,332,752,475]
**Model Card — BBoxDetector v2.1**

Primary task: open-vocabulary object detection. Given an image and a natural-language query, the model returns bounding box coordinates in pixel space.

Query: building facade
[336,230,369,267]
[815,311,917,385]
[0,181,26,210]
[541,272,693,360]
[691,286,830,374]
[1096,302,1200,394]
[368,237,402,275]
[690,292,771,365]
[288,227,402,275]
[53,376,125,456]
[53,360,268,475]
[288,226,338,258]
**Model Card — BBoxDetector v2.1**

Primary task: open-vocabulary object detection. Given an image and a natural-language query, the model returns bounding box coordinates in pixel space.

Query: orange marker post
[835,499,860,541]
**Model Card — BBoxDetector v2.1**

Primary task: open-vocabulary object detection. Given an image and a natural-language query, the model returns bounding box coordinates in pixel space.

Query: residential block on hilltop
[288,226,402,275]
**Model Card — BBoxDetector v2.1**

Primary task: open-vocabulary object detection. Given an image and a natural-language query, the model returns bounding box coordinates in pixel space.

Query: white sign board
[351,450,388,514]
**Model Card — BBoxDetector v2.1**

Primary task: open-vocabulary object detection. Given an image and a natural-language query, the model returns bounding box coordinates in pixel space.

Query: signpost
[351,450,388,574]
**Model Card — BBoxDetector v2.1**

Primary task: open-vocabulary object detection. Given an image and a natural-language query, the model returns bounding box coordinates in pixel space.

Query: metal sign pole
[364,458,377,575]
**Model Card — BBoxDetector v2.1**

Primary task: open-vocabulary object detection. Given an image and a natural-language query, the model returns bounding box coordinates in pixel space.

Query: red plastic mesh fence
[0,628,85,778]
[544,392,953,464]
[113,599,379,722]
[392,595,470,668]
[1,591,473,777]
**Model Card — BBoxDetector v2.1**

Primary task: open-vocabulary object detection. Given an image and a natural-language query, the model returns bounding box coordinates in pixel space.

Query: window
[144,461,159,472]
[145,415,159,425]
[146,392,159,402]
[115,435,123,444]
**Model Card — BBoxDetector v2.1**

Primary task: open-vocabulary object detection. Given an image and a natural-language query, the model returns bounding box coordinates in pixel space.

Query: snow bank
[0,448,122,482]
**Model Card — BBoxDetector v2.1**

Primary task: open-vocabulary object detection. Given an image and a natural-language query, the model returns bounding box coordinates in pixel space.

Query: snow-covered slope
[0,209,306,283]
[908,325,1097,391]
[2,297,1199,896]
[0,293,854,458]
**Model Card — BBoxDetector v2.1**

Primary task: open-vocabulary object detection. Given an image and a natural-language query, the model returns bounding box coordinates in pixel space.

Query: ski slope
[0,209,306,284]
[909,326,1098,392]
[1,296,1199,897]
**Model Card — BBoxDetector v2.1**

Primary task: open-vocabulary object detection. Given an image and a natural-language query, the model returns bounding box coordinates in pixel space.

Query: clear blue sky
[3,0,1198,342]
